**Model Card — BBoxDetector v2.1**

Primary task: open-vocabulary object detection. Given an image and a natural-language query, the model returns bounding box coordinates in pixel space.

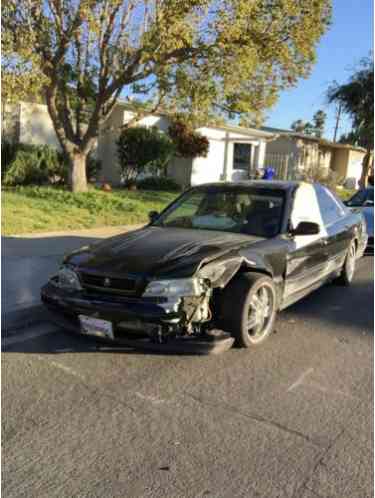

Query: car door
[314,184,352,273]
[284,183,329,301]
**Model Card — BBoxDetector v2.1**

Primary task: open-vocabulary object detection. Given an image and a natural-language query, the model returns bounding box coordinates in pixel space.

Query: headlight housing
[143,278,204,297]
[52,266,82,290]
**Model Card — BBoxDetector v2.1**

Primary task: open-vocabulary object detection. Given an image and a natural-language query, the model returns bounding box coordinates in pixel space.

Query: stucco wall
[190,126,265,185]
[19,102,61,149]
[2,103,20,143]
[347,150,365,186]
[330,148,349,179]
[97,106,127,184]
[266,136,299,156]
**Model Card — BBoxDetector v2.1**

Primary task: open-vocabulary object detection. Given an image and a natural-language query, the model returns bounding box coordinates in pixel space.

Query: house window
[233,143,252,171]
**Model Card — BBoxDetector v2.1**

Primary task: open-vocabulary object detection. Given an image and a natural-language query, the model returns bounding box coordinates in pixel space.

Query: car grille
[79,272,138,295]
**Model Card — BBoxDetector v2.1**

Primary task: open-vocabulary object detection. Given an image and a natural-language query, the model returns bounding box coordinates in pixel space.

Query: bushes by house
[137,176,181,191]
[116,127,175,182]
[2,141,101,186]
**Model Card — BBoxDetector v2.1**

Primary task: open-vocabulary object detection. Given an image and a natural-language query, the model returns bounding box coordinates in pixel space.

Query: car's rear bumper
[41,283,234,354]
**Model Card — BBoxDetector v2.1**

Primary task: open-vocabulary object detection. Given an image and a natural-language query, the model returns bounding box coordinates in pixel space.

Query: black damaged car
[41,181,368,354]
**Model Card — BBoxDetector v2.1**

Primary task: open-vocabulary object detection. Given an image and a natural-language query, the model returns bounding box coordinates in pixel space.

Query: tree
[303,122,315,136]
[312,110,327,138]
[168,121,209,158]
[291,110,326,137]
[117,127,174,182]
[291,120,306,133]
[5,0,331,192]
[327,57,374,186]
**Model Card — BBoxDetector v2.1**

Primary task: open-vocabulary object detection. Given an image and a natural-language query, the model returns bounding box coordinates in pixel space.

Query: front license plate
[79,315,114,340]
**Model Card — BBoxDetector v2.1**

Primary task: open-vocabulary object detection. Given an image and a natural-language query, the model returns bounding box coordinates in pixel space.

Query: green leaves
[327,57,373,149]
[116,126,175,181]
[5,0,332,191]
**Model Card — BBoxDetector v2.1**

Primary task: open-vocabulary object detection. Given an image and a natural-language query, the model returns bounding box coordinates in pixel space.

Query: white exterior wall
[347,150,365,187]
[190,126,266,186]
[19,101,60,149]
[98,113,269,187]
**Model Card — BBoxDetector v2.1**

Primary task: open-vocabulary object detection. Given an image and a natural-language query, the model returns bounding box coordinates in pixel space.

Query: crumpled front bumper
[40,282,234,354]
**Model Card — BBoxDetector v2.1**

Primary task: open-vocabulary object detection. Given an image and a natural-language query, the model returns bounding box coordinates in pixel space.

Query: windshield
[154,187,286,238]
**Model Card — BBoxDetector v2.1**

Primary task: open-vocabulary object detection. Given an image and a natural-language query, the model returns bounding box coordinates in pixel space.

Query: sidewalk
[2,225,142,329]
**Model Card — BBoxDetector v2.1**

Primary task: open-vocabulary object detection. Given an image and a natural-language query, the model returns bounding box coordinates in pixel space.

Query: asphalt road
[2,257,374,498]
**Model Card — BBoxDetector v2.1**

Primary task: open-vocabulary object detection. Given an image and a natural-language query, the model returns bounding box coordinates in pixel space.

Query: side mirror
[148,210,159,223]
[291,221,320,236]
[364,200,374,207]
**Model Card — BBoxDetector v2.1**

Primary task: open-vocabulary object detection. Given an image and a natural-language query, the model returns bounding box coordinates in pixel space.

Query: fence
[264,152,298,180]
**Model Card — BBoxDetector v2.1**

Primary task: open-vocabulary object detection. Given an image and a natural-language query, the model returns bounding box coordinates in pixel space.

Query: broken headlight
[143,278,205,298]
[52,266,82,290]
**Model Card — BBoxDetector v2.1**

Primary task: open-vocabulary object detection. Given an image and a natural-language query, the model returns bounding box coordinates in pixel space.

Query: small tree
[116,127,174,183]
[291,120,306,133]
[168,121,209,158]
[312,110,327,138]
[327,57,374,186]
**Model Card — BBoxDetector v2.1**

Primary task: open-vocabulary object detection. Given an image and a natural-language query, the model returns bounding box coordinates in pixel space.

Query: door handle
[320,238,329,246]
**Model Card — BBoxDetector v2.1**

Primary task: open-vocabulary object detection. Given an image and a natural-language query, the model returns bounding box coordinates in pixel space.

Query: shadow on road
[282,257,374,334]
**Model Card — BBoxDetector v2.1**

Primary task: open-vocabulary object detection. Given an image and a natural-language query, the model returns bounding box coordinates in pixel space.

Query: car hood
[65,226,264,278]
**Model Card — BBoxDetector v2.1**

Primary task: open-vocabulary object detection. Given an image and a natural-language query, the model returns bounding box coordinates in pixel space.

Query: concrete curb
[3,302,47,335]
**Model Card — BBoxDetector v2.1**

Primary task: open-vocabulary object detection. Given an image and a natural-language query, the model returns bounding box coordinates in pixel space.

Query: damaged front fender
[197,253,273,289]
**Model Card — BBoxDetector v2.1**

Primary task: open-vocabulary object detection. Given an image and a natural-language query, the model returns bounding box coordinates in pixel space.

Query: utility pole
[333,103,342,142]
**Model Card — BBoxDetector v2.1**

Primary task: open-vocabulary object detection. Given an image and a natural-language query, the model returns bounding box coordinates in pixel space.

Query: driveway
[2,257,373,498]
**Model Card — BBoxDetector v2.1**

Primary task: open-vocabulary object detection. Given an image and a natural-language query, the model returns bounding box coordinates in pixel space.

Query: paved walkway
[2,225,142,313]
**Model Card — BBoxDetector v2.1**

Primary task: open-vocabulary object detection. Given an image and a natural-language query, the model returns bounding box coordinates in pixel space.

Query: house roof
[203,123,276,140]
[261,126,366,153]
[114,99,277,140]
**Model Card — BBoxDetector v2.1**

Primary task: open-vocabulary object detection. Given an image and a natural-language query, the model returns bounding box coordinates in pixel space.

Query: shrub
[137,176,181,191]
[168,121,209,158]
[301,164,345,193]
[3,144,69,186]
[116,126,175,182]
[1,140,19,179]
[2,143,100,186]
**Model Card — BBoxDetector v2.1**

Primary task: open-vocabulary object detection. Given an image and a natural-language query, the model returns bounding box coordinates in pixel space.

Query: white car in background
[345,187,374,252]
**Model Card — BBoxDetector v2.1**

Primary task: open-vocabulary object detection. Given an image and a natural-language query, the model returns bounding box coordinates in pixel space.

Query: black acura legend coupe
[41,181,368,354]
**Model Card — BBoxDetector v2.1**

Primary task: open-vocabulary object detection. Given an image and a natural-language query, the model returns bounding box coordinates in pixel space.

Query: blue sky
[265,0,373,140]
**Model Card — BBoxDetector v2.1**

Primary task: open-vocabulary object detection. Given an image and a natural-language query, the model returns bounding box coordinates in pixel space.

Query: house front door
[231,143,252,181]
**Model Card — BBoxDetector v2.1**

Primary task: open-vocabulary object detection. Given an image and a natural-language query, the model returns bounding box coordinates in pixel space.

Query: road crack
[183,391,320,446]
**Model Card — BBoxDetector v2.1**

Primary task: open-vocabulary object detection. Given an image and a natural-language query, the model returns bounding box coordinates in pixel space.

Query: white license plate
[79,315,114,340]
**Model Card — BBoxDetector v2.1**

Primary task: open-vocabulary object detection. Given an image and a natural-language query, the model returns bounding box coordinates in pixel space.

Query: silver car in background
[345,187,374,252]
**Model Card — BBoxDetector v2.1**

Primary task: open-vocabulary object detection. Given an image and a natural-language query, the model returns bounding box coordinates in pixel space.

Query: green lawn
[2,186,177,235]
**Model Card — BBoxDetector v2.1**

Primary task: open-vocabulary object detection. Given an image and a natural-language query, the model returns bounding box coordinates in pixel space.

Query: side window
[315,185,345,226]
[290,184,324,229]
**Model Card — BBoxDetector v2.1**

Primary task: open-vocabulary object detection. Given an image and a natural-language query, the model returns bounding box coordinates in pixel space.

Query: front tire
[336,240,356,286]
[221,273,277,348]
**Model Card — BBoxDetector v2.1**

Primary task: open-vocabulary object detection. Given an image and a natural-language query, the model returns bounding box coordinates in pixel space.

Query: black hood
[65,226,263,279]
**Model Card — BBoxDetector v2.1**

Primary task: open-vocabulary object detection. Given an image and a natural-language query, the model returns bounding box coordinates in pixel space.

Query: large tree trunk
[69,150,88,192]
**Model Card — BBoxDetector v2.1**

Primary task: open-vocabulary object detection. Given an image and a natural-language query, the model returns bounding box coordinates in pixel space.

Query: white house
[98,103,276,187]
[2,100,276,187]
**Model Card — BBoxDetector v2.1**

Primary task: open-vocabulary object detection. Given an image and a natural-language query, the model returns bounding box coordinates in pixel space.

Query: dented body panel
[41,181,368,353]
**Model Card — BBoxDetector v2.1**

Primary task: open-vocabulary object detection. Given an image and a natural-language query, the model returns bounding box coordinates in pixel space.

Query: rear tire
[220,273,277,348]
[336,240,356,286]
